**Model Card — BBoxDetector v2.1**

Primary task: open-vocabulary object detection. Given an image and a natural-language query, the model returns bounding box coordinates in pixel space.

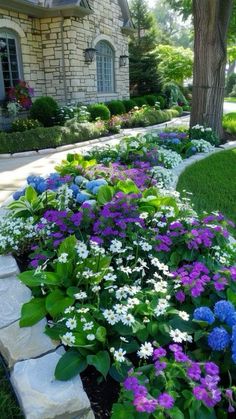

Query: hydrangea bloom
[193,307,215,324]
[208,327,231,351]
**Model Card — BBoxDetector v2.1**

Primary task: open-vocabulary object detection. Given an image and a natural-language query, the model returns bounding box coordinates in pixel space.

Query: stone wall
[0,0,130,104]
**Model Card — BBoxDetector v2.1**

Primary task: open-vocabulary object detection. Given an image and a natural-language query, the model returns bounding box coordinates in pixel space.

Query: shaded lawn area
[225,97,236,102]
[0,361,23,418]
[177,148,236,235]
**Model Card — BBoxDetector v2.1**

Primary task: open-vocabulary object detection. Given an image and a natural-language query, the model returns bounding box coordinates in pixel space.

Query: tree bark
[191,0,233,137]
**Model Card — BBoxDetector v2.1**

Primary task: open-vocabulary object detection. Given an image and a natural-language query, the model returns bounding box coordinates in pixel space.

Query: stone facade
[0,0,130,104]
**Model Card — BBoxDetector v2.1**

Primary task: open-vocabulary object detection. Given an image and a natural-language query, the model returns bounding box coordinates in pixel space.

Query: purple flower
[204,362,219,376]
[158,393,174,409]
[153,347,167,360]
[187,363,201,381]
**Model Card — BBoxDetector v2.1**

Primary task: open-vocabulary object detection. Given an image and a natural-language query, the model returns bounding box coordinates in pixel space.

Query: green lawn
[177,148,236,232]
[0,362,23,418]
[224,97,236,102]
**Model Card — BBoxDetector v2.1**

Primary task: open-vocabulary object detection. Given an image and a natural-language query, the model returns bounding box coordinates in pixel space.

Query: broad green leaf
[19,271,61,287]
[25,185,38,203]
[20,298,46,327]
[227,288,236,305]
[95,326,107,343]
[116,179,140,194]
[111,403,135,419]
[55,349,87,381]
[87,350,110,378]
[97,185,114,205]
[58,235,77,259]
[45,290,74,318]
[168,407,185,419]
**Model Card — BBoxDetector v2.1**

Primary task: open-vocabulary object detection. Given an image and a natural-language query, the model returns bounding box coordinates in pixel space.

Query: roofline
[0,0,93,18]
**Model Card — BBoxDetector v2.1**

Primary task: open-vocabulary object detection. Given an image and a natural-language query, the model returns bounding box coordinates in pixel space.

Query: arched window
[0,29,22,100]
[96,41,114,93]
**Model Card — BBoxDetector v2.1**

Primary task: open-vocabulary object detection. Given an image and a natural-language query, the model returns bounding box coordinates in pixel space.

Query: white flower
[64,306,75,314]
[137,342,153,359]
[66,317,77,330]
[154,299,169,317]
[178,311,190,321]
[120,313,135,326]
[83,321,94,331]
[170,329,192,343]
[120,336,129,343]
[104,273,117,282]
[103,309,120,325]
[58,252,68,263]
[87,334,96,341]
[154,280,168,293]
[120,266,132,275]
[76,241,89,259]
[77,307,90,313]
[74,291,87,300]
[139,241,152,251]
[114,348,126,362]
[114,304,128,315]
[109,239,123,253]
[140,212,149,219]
[91,285,101,293]
[61,332,75,346]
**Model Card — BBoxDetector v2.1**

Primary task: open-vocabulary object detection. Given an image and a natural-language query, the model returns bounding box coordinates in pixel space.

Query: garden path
[0,116,189,205]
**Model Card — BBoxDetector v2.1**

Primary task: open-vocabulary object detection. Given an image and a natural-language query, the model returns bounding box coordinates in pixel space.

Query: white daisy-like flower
[139,241,152,251]
[83,321,94,331]
[178,311,190,321]
[114,348,126,362]
[120,266,132,275]
[87,334,96,341]
[115,288,128,300]
[64,306,75,314]
[143,317,150,323]
[137,342,153,359]
[91,285,101,293]
[61,332,75,346]
[127,297,140,308]
[120,313,135,326]
[116,258,123,265]
[170,329,192,343]
[58,252,68,263]
[66,317,77,330]
[114,304,128,315]
[77,307,90,313]
[154,280,168,293]
[74,291,87,300]
[120,336,129,343]
[103,309,120,325]
[76,241,89,259]
[104,273,117,282]
[109,239,123,253]
[139,212,149,219]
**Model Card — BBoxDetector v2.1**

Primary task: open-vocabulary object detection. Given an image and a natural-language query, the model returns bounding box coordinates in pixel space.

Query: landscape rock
[0,276,31,328]
[0,319,58,367]
[0,255,19,278]
[11,349,93,419]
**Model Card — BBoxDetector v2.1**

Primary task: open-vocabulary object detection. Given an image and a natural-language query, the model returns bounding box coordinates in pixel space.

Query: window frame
[0,28,23,101]
[96,40,115,94]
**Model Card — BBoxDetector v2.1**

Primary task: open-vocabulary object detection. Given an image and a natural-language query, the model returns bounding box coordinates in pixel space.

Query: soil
[81,367,120,418]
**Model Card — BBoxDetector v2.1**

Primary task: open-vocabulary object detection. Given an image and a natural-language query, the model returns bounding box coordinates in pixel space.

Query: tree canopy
[156,44,193,84]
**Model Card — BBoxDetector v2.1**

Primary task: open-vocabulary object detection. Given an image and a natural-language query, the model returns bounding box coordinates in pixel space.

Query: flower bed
[0,129,236,418]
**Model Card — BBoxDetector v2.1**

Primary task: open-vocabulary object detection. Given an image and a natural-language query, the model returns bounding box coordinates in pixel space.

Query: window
[0,30,22,100]
[96,41,114,93]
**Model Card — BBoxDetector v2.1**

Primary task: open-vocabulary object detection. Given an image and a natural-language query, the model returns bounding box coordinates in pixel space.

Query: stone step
[11,349,94,419]
[0,254,19,278]
[0,319,58,367]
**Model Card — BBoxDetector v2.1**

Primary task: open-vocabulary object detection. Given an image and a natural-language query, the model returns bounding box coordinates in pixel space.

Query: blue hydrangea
[76,192,91,204]
[208,327,230,351]
[69,184,80,197]
[171,138,181,145]
[75,175,87,185]
[193,307,215,324]
[231,325,236,353]
[214,300,235,323]
[226,312,236,327]
[86,179,107,193]
[13,189,25,201]
[48,172,60,180]
[37,181,47,193]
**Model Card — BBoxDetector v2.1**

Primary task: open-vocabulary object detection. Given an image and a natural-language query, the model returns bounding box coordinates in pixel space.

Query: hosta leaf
[55,349,87,381]
[87,350,110,378]
[20,297,46,327]
[45,290,74,318]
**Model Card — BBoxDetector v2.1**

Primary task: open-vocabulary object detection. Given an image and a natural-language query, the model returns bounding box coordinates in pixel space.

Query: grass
[177,148,236,234]
[0,360,23,418]
[224,97,236,102]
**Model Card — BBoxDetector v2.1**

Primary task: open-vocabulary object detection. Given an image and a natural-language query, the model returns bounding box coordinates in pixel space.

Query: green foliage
[163,82,188,107]
[107,100,126,115]
[155,94,166,109]
[171,105,184,116]
[229,84,236,98]
[11,118,42,132]
[122,99,136,112]
[132,97,148,107]
[223,112,236,134]
[156,44,193,85]
[143,94,158,106]
[168,109,180,118]
[226,73,236,96]
[30,96,59,127]
[88,103,111,121]
[55,350,87,380]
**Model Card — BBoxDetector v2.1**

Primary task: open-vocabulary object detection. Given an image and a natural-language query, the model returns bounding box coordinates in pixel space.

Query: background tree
[129,0,162,95]
[165,0,234,136]
[156,44,193,85]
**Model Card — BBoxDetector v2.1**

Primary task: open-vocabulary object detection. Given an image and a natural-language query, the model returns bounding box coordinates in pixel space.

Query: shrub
[229,84,236,97]
[106,100,126,115]
[226,73,236,96]
[143,95,157,106]
[154,94,166,109]
[171,105,183,116]
[30,96,59,127]
[183,105,191,111]
[122,99,136,112]
[11,118,42,132]
[132,97,148,107]
[168,109,179,118]
[64,119,107,142]
[88,103,110,121]
[163,82,188,108]
[222,112,236,134]
[190,124,220,146]
[56,105,77,125]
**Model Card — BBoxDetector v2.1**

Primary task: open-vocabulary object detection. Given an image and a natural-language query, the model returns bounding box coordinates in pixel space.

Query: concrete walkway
[0,117,190,205]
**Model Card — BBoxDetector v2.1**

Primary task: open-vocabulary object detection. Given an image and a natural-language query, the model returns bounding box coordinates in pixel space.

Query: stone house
[0,0,133,105]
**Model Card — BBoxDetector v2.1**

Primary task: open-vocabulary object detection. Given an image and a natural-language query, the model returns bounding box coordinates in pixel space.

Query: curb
[0,116,190,160]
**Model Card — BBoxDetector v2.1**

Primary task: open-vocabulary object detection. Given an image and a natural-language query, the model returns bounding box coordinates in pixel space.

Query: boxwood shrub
[122,99,136,112]
[143,95,157,106]
[88,103,110,121]
[30,96,59,127]
[154,95,166,110]
[171,105,183,116]
[107,100,126,115]
[132,97,148,107]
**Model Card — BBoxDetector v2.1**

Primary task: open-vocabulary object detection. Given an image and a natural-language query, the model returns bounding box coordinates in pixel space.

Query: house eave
[0,0,93,18]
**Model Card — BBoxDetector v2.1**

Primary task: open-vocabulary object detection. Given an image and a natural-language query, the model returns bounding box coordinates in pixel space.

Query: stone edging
[0,129,235,418]
[0,115,190,159]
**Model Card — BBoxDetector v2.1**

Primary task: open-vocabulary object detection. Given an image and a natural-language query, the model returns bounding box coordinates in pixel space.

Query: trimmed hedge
[143,95,157,106]
[171,105,183,116]
[107,100,126,115]
[88,103,110,121]
[132,97,148,107]
[122,99,136,112]
[30,96,59,127]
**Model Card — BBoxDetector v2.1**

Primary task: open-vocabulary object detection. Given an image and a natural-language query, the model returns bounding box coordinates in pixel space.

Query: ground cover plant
[177,148,236,234]
[0,130,235,418]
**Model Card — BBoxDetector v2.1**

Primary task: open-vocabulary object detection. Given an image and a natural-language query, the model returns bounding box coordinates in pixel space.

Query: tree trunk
[191,0,233,137]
